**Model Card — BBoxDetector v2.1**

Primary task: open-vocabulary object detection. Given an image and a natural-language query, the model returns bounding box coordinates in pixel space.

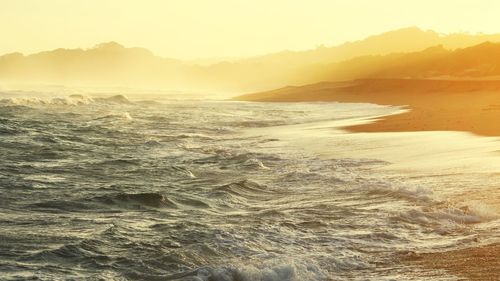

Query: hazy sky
[1,0,498,59]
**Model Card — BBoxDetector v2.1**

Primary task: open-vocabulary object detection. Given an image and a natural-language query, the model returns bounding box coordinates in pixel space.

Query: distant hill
[0,42,194,89]
[234,78,500,102]
[235,27,500,66]
[2,27,500,92]
[203,27,500,91]
[300,41,500,82]
[370,42,500,78]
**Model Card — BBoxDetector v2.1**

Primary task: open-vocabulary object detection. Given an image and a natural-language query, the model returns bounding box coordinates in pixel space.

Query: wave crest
[97,192,177,209]
[168,262,329,281]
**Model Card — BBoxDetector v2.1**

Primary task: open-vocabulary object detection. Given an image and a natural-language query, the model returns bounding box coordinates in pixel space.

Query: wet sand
[235,79,500,136]
[402,244,500,281]
[346,91,500,136]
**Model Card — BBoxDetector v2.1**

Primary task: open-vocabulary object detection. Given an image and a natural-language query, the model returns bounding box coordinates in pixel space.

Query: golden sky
[1,0,498,59]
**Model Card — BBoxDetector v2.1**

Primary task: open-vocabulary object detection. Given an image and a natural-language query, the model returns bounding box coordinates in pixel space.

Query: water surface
[0,93,498,280]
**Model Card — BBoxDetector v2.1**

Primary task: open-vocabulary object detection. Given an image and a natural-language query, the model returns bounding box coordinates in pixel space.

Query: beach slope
[234,79,500,136]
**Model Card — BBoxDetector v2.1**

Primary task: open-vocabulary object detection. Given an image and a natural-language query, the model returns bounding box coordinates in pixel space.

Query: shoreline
[239,87,500,280]
[345,90,500,136]
[249,117,500,280]
[402,243,500,281]
[234,79,500,136]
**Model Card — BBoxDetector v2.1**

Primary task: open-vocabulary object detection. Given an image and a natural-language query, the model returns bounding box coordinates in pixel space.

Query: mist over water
[0,93,498,280]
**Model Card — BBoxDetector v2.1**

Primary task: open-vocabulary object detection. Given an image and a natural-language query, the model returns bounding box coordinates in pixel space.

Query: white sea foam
[2,98,498,281]
[0,95,96,106]
[188,262,329,281]
[0,94,136,107]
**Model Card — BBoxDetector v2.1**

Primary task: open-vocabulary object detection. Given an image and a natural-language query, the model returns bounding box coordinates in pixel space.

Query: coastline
[239,92,500,280]
[248,117,500,280]
[402,243,500,281]
[345,90,500,136]
[234,79,500,136]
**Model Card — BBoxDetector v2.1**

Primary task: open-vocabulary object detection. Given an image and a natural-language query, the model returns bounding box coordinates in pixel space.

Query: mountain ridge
[3,27,500,92]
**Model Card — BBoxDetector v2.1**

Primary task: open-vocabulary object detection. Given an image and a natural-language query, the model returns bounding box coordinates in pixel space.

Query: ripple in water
[0,94,497,280]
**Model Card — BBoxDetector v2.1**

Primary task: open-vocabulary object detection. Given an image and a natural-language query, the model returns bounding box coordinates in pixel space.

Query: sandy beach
[402,244,500,281]
[235,79,500,136]
[346,90,500,136]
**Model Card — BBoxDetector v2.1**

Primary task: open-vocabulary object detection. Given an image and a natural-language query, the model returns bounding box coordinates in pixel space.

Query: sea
[0,91,498,280]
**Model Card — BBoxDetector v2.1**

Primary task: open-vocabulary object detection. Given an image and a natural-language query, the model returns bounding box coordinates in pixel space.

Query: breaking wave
[97,192,178,209]
[0,94,134,107]
[174,262,329,281]
[1,97,497,280]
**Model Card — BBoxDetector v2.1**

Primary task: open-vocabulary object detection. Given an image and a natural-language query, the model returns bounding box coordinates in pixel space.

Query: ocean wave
[30,241,109,262]
[96,192,178,209]
[209,180,280,205]
[229,120,288,128]
[213,180,271,196]
[0,94,136,108]
[2,98,498,280]
[362,183,436,204]
[178,133,216,140]
[28,200,92,213]
[97,158,141,166]
[0,95,95,106]
[93,111,133,121]
[393,205,491,235]
[95,94,132,104]
[462,201,499,221]
[170,166,197,178]
[191,150,279,171]
[167,262,329,281]
[0,123,23,135]
[364,182,497,231]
